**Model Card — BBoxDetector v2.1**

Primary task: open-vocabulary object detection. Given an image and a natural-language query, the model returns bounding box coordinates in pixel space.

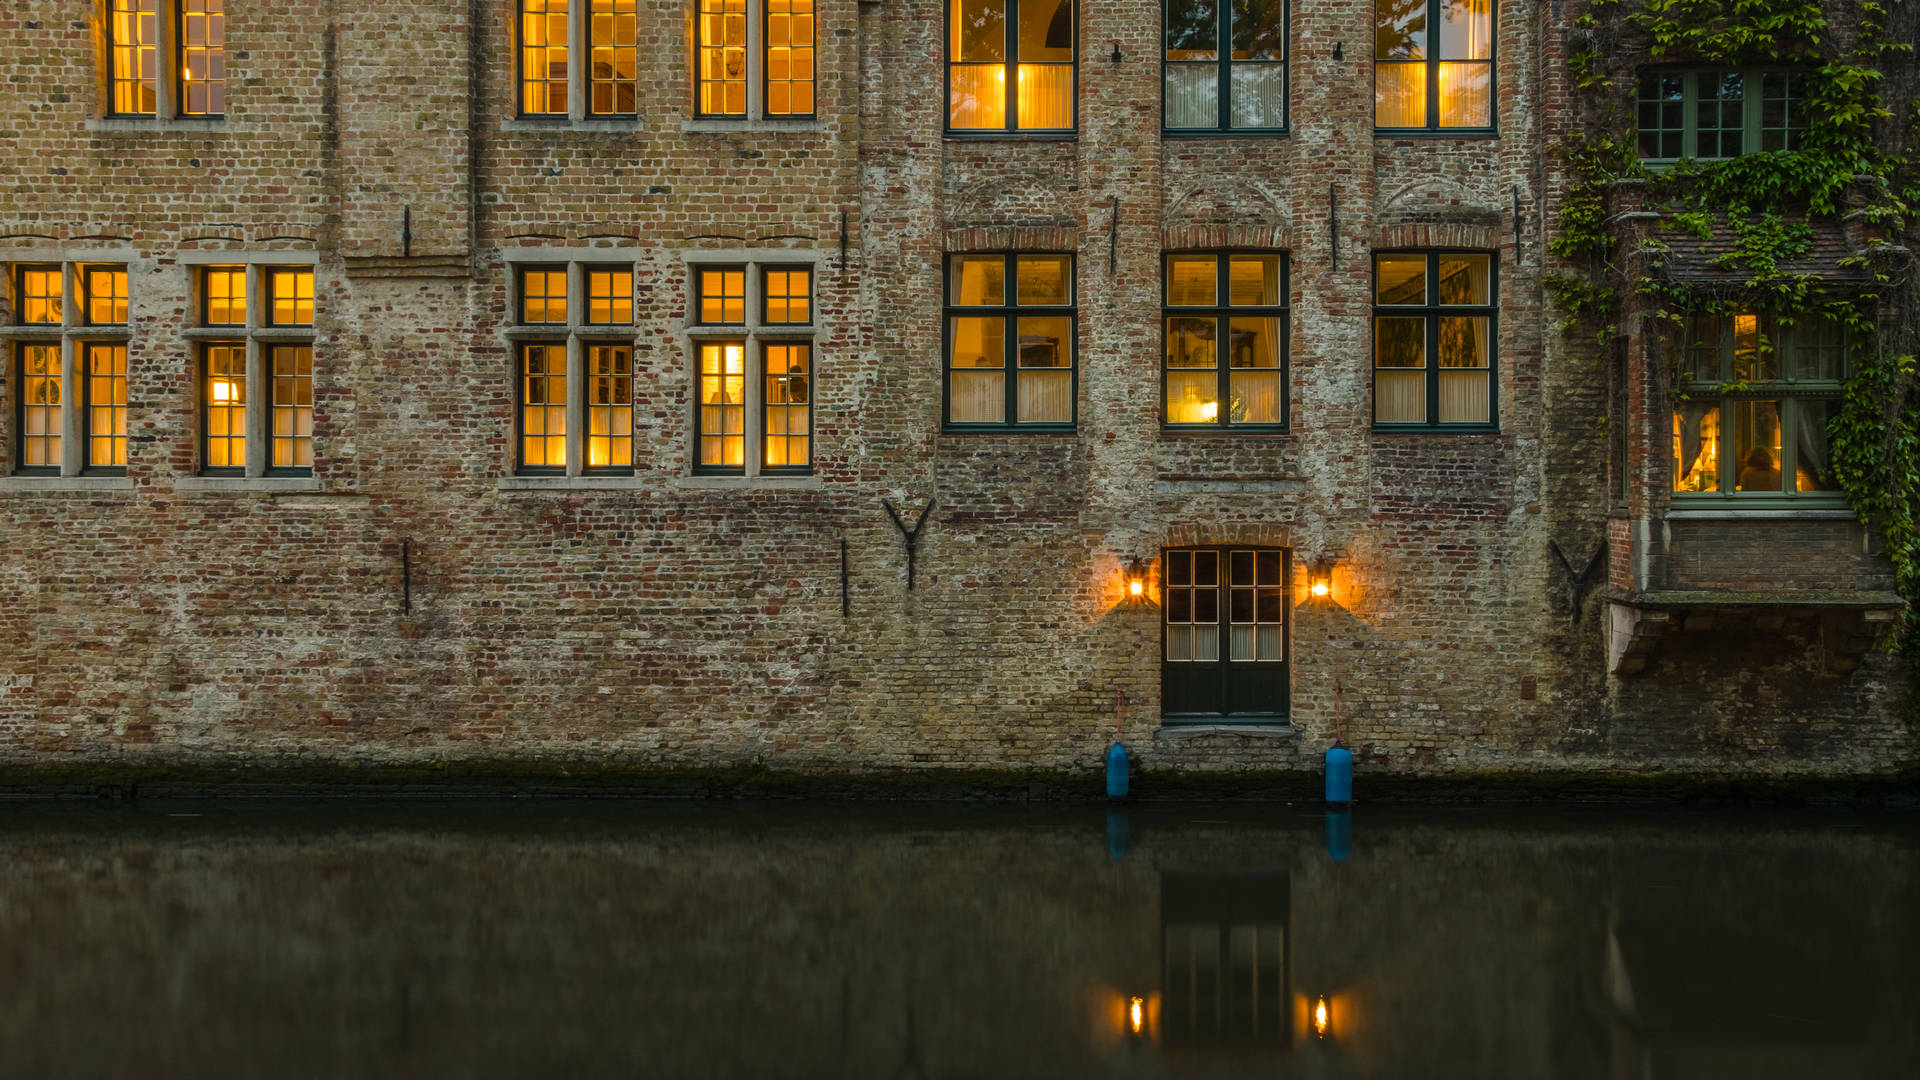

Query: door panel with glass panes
[1163,547,1289,720]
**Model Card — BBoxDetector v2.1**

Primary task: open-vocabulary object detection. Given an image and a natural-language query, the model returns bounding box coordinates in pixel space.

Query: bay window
[1672,314,1847,501]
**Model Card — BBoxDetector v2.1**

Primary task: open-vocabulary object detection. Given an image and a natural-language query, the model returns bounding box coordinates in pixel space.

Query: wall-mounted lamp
[1309,560,1333,599]
[1332,42,1344,62]
[1312,994,1332,1039]
[1112,41,1125,63]
[1127,996,1145,1036]
[1126,558,1151,602]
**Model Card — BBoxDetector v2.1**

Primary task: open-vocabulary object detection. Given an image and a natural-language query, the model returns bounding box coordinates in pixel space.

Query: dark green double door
[1162,547,1289,720]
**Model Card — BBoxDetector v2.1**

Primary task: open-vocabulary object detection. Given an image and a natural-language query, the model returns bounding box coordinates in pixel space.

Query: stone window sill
[0,476,136,493]
[499,118,645,134]
[86,117,228,134]
[1155,723,1296,741]
[173,476,321,493]
[680,118,824,134]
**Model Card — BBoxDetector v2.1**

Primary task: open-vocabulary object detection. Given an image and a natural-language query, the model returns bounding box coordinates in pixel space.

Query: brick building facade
[0,0,1910,786]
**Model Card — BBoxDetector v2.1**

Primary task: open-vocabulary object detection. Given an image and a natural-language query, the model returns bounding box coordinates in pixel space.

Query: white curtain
[1016,64,1071,129]
[1164,65,1217,128]
[1230,371,1280,424]
[1376,371,1424,424]
[1230,64,1286,128]
[1438,371,1489,424]
[1018,370,1071,423]
[950,371,1004,423]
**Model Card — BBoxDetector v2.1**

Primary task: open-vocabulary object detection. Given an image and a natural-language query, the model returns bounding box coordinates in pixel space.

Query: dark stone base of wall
[1,759,1916,806]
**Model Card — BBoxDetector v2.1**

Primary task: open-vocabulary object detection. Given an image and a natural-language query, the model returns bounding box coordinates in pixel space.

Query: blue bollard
[1324,745,1353,804]
[1106,742,1131,798]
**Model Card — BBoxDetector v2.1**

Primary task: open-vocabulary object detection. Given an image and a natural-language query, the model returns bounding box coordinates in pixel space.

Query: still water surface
[0,801,1914,1079]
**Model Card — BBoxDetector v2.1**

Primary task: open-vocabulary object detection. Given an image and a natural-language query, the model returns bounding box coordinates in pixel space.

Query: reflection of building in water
[1161,872,1290,1051]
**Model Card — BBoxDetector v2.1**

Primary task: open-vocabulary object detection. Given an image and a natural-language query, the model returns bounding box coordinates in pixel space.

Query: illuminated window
[690,259,821,475]
[510,263,637,475]
[189,261,318,476]
[179,0,226,116]
[1636,71,1806,161]
[765,0,816,116]
[268,269,313,327]
[108,0,159,115]
[105,0,225,118]
[1163,548,1290,720]
[699,0,749,115]
[762,267,811,325]
[518,0,638,117]
[6,263,131,476]
[1375,0,1493,130]
[697,267,747,325]
[1673,314,1847,500]
[949,0,1075,132]
[1163,253,1286,428]
[1163,0,1286,132]
[945,253,1075,429]
[1372,251,1496,430]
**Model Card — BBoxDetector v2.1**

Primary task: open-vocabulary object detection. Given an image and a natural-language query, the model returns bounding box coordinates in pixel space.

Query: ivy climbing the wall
[1553,0,1920,665]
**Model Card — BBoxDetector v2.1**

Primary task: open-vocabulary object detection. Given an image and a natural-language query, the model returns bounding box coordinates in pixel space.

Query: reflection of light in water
[1128,996,1144,1035]
[1313,995,1331,1039]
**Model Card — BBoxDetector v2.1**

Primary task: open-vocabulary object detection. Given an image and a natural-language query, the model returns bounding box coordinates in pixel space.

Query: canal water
[0,802,1914,1078]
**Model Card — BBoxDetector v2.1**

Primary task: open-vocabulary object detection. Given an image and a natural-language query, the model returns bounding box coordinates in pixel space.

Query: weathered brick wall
[0,0,1908,783]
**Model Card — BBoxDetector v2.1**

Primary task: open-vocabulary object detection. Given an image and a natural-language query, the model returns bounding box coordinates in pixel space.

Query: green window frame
[1636,70,1806,162]
[947,0,1077,134]
[1671,313,1849,506]
[1371,251,1497,431]
[1162,0,1288,133]
[1162,252,1288,430]
[1374,0,1494,131]
[943,252,1076,431]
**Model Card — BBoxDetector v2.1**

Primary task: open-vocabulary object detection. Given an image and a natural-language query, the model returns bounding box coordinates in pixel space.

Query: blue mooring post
[1106,742,1130,798]
[1324,745,1353,805]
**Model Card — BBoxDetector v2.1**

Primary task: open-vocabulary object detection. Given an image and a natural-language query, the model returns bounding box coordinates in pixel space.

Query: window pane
[699,342,746,467]
[1015,316,1071,368]
[1793,399,1838,492]
[1376,0,1426,59]
[521,343,566,468]
[587,268,634,324]
[764,343,810,469]
[1016,255,1071,305]
[765,0,815,116]
[1437,255,1489,305]
[1375,316,1425,367]
[1637,74,1685,159]
[1167,317,1217,369]
[269,269,314,326]
[86,268,129,325]
[18,267,62,324]
[1167,371,1218,424]
[1018,0,1073,62]
[1167,257,1217,306]
[1731,400,1783,492]
[699,0,748,116]
[1672,404,1720,493]
[87,344,129,468]
[1227,317,1278,368]
[1229,63,1286,128]
[952,0,1006,61]
[521,0,569,115]
[1166,0,1218,59]
[204,267,245,326]
[1731,313,1771,381]
[1018,370,1071,422]
[1789,318,1846,382]
[950,256,1006,305]
[699,268,745,324]
[950,65,1008,128]
[1697,72,1745,158]
[950,371,1005,423]
[521,268,567,324]
[1375,255,1425,304]
[588,344,633,470]
[1168,551,1191,586]
[1438,0,1491,59]
[764,267,812,324]
[1375,61,1426,126]
[271,345,314,470]
[205,344,247,469]
[1165,64,1219,128]
[110,0,159,116]
[19,344,61,468]
[1256,550,1281,585]
[1228,256,1280,306]
[1016,64,1073,129]
[1230,371,1280,424]
[1232,0,1284,59]
[590,0,639,114]
[950,316,1006,368]
[1437,61,1491,127]
[1438,371,1488,424]
[180,0,227,115]
[1193,550,1218,586]
[1376,371,1424,424]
